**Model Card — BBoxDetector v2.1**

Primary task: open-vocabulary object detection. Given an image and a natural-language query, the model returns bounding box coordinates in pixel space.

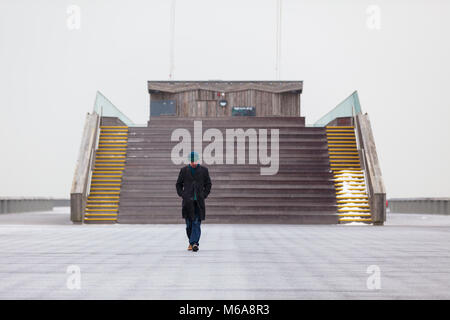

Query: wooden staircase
[117,117,339,224]
[326,126,372,223]
[84,126,128,223]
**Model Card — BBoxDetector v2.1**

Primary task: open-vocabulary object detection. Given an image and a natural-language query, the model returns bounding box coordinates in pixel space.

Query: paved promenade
[0,207,449,299]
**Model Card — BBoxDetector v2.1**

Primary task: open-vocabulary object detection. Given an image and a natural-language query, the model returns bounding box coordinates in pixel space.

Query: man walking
[176,151,212,252]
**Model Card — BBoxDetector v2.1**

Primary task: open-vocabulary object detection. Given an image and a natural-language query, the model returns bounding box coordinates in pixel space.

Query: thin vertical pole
[169,0,176,80]
[275,0,282,80]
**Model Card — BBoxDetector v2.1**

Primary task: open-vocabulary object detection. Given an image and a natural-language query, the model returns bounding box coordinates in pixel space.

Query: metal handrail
[352,105,370,198]
[82,107,102,222]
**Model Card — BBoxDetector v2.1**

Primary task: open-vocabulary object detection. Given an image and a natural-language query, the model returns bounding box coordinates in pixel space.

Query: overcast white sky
[0,0,449,198]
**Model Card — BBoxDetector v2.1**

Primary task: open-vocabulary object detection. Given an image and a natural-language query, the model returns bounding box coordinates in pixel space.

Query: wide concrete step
[122,176,334,183]
[119,198,336,207]
[126,150,329,157]
[122,167,333,175]
[126,145,329,151]
[124,159,330,166]
[129,132,326,139]
[119,192,336,199]
[120,188,335,196]
[117,213,338,224]
[118,206,337,216]
[112,117,338,224]
[121,183,336,196]
[126,152,329,158]
[127,138,328,144]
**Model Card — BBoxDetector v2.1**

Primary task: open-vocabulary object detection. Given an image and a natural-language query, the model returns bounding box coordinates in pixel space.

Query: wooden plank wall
[151,90,300,117]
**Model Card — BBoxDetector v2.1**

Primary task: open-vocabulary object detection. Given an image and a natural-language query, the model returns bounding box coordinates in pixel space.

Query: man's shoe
[192,244,199,252]
[187,244,193,251]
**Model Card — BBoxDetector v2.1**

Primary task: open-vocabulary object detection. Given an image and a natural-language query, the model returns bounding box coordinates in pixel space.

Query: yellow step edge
[330,160,361,163]
[335,185,366,189]
[336,191,366,194]
[338,214,371,217]
[97,149,127,151]
[90,187,120,190]
[96,155,126,157]
[98,145,128,147]
[87,200,119,203]
[85,213,117,220]
[334,180,364,187]
[338,204,370,208]
[328,141,357,145]
[339,218,372,222]
[92,176,123,179]
[329,156,360,159]
[95,160,126,163]
[91,184,121,187]
[328,142,356,145]
[85,214,118,217]
[336,185,365,188]
[88,196,120,199]
[89,192,120,195]
[328,145,357,148]
[93,166,125,168]
[100,132,128,135]
[92,171,124,173]
[99,136,128,138]
[338,208,371,212]
[86,208,118,212]
[86,204,118,208]
[84,218,118,221]
[99,136,128,139]
[98,141,128,144]
[326,132,355,135]
[327,137,356,140]
[333,172,363,174]
[337,196,368,198]
[100,129,128,132]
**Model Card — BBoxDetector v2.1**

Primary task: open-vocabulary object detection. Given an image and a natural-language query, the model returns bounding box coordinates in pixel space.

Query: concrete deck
[0,207,449,299]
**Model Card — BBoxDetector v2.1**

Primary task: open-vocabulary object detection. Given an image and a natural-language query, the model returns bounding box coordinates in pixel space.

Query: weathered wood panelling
[150,89,301,118]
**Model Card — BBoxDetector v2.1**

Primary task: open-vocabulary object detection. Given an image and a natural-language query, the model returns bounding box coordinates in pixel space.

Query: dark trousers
[185,201,201,245]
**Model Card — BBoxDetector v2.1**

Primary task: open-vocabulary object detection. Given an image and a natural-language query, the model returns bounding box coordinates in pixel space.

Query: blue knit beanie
[189,151,199,162]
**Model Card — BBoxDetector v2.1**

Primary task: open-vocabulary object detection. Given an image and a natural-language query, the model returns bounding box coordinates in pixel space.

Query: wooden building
[148,81,303,118]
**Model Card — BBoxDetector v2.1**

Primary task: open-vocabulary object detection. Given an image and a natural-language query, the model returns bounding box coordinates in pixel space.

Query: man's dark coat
[176,164,212,221]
